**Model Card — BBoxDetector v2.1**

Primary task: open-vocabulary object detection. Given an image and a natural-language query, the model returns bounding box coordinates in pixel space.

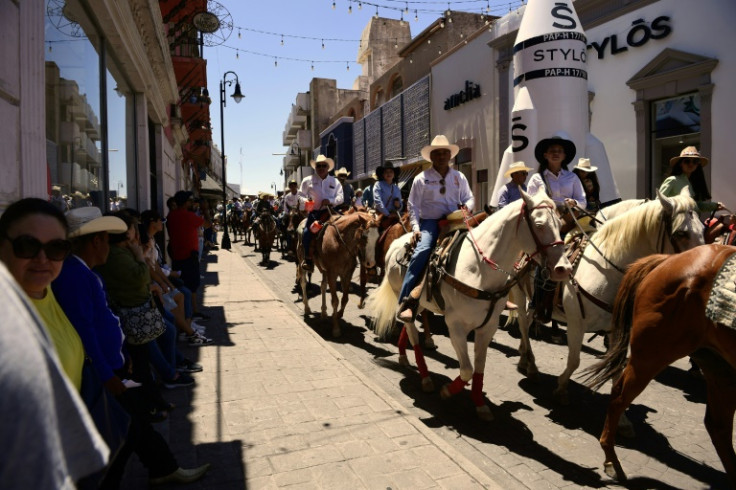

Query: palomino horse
[582,245,736,486]
[370,190,572,420]
[297,211,380,337]
[253,212,277,264]
[511,191,704,404]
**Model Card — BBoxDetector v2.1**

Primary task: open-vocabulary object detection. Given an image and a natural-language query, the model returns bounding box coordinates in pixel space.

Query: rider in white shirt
[298,155,344,270]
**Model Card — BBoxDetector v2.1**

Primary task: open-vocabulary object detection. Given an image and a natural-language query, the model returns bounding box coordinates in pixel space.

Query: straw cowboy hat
[421,135,460,162]
[534,131,576,167]
[504,161,534,179]
[66,206,127,238]
[310,154,335,172]
[335,167,351,177]
[258,191,275,200]
[370,172,378,180]
[670,146,709,167]
[574,157,598,173]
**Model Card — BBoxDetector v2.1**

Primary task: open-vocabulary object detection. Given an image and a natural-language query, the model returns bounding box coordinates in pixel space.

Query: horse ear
[657,189,674,214]
[520,188,534,210]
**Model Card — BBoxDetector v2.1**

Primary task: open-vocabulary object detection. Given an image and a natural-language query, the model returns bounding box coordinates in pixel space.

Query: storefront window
[45,0,102,210]
[107,70,128,211]
[650,93,701,195]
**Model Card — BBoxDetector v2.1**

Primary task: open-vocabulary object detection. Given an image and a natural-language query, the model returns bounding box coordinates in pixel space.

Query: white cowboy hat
[310,154,335,172]
[504,161,534,179]
[574,157,598,173]
[335,167,351,177]
[670,146,709,167]
[420,135,460,162]
[66,206,128,238]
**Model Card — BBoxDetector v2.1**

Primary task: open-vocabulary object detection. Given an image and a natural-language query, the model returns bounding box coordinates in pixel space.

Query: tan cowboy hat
[535,131,576,167]
[574,157,598,173]
[370,172,378,180]
[258,191,275,200]
[670,146,709,167]
[504,161,533,179]
[335,167,350,177]
[310,154,335,172]
[66,206,128,238]
[420,135,460,162]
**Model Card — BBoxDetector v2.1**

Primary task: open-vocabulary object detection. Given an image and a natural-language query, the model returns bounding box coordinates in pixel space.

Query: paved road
[234,240,729,490]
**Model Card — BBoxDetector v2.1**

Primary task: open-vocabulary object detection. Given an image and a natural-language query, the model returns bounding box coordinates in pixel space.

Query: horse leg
[405,320,433,392]
[553,296,584,405]
[300,267,311,316]
[421,311,435,349]
[600,356,663,482]
[513,285,539,381]
[440,327,473,400]
[320,275,329,320]
[397,326,410,367]
[693,350,736,486]
[471,325,495,421]
[358,264,367,309]
[329,274,341,337]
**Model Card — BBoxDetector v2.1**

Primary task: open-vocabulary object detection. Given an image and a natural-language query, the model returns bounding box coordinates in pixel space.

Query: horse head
[521,189,573,281]
[356,212,381,269]
[657,187,705,252]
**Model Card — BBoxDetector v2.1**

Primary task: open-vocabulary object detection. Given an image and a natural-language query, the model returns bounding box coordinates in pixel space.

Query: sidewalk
[125,247,503,489]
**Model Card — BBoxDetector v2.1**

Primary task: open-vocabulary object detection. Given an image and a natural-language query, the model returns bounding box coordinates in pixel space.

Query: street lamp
[219,70,244,250]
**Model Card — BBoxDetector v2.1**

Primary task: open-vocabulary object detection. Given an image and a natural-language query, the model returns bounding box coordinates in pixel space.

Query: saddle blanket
[706,252,736,328]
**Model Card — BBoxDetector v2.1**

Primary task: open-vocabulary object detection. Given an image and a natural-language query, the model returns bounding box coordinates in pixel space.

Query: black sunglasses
[1,234,72,261]
[439,179,446,195]
[681,158,699,165]
[315,164,328,169]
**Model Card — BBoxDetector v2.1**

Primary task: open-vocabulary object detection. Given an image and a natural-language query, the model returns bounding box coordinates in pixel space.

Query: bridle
[462,201,564,277]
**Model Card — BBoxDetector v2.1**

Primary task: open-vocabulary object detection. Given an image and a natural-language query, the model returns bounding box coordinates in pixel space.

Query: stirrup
[396,297,419,324]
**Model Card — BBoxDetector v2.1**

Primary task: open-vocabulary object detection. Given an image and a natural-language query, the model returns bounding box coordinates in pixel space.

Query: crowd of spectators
[0,190,218,488]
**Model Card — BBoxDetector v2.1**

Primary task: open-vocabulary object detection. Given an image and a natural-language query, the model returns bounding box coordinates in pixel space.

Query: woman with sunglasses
[659,146,723,213]
[0,198,85,388]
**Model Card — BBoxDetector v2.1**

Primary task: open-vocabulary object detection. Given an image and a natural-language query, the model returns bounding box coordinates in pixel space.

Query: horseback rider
[362,172,377,208]
[374,161,403,230]
[298,155,344,271]
[281,180,304,252]
[497,161,533,209]
[396,135,474,323]
[335,168,354,212]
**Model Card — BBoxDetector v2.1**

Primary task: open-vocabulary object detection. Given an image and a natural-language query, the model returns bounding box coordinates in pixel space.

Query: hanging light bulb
[448,15,453,23]
[486,1,490,12]
[348,4,352,13]
[427,39,431,44]
[400,12,404,25]
[48,45,52,53]
[409,57,413,64]
[358,1,362,9]
[311,62,315,71]
[414,9,418,22]
[236,49,239,59]
[394,39,398,49]
[440,20,445,28]
[446,3,451,16]
[374,6,379,18]
[404,2,409,14]
[274,58,278,67]
[346,62,350,71]
[281,35,284,46]
[238,29,242,39]
[332,1,336,9]
[322,39,325,49]
[438,49,442,54]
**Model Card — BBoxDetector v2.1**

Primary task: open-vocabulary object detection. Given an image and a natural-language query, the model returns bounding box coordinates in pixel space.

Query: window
[390,76,403,99]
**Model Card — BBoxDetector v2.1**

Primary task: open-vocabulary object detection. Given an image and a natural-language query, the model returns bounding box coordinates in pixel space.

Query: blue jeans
[398,219,440,303]
[301,210,323,259]
[149,315,181,381]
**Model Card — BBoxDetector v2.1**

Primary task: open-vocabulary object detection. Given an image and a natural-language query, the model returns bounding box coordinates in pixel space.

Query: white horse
[512,189,704,406]
[370,189,572,420]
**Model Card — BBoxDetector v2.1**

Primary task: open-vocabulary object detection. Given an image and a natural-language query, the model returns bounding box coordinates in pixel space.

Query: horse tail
[369,275,399,339]
[582,254,669,391]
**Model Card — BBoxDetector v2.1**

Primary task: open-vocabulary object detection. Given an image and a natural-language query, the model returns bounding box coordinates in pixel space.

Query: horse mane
[592,194,696,263]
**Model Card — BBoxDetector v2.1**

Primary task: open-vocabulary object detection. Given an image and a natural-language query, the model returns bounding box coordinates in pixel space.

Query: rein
[565,203,627,274]
[324,211,372,261]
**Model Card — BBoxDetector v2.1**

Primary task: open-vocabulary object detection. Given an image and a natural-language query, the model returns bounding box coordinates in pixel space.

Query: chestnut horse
[253,212,277,264]
[583,244,736,486]
[297,211,380,337]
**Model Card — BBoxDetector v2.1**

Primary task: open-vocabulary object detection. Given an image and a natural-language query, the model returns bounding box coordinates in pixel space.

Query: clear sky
[204,1,515,195]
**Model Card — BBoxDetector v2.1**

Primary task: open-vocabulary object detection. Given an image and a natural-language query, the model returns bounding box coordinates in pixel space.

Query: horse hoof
[332,328,341,338]
[603,461,627,481]
[476,405,494,421]
[398,355,410,367]
[421,376,435,393]
[440,384,452,400]
[423,337,437,350]
[358,300,365,309]
[320,312,327,320]
[526,368,540,383]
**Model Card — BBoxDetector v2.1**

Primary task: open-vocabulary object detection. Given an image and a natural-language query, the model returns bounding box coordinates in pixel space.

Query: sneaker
[188,332,213,346]
[163,373,195,389]
[177,359,203,373]
[150,464,211,485]
[192,311,211,320]
[178,331,189,342]
[191,321,206,334]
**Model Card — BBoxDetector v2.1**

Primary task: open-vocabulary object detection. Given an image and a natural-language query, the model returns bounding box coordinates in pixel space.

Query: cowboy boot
[397,282,424,323]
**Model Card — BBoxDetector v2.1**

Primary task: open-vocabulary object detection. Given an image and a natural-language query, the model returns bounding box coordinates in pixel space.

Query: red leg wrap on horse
[471,373,484,407]
[448,375,468,395]
[398,326,408,356]
[414,344,429,378]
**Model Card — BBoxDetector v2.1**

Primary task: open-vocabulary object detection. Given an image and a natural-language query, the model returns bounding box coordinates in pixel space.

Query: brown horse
[583,244,736,485]
[253,212,277,264]
[296,211,380,337]
[281,208,304,259]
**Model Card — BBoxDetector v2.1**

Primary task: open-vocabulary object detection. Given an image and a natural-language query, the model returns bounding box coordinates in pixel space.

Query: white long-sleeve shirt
[298,174,344,210]
[527,169,585,208]
[282,192,304,212]
[407,167,474,233]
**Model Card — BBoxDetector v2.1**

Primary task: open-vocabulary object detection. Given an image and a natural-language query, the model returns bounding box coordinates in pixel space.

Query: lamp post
[219,71,244,250]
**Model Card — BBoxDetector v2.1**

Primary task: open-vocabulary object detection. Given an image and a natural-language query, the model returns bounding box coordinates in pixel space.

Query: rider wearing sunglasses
[659,145,723,214]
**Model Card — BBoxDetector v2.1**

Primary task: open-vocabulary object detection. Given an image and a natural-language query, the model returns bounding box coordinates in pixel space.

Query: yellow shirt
[31,288,85,391]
